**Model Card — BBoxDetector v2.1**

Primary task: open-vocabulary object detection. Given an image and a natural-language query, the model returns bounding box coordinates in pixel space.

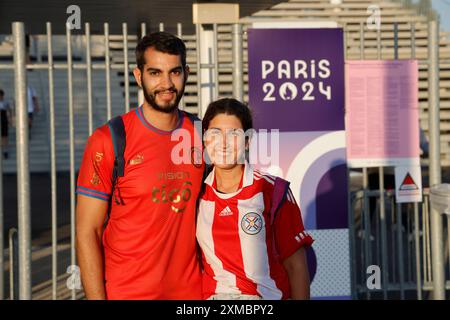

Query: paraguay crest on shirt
[241,212,263,235]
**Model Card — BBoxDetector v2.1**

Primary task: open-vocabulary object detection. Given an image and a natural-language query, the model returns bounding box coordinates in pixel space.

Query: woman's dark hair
[135,32,186,71]
[202,98,253,133]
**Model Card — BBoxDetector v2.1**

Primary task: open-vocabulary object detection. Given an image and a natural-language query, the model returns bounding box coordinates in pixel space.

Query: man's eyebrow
[170,66,183,72]
[145,66,183,72]
[145,67,161,72]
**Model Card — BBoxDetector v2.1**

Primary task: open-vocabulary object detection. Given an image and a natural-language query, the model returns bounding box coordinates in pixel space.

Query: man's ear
[184,65,190,82]
[133,67,142,88]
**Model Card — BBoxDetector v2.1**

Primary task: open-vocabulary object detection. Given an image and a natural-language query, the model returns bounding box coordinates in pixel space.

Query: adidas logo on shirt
[219,206,233,217]
[294,231,310,243]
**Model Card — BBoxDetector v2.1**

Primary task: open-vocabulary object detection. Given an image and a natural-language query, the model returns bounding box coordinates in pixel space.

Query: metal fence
[0,18,448,300]
[346,19,450,300]
[350,187,450,299]
[0,20,244,300]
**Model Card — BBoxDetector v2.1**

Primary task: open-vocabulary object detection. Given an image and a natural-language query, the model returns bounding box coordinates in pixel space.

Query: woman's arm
[282,247,310,300]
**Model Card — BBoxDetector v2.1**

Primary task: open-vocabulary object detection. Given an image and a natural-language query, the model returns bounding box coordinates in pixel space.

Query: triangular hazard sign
[399,172,419,191]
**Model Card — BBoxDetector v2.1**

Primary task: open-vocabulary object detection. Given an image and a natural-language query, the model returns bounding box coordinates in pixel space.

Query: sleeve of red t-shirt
[76,126,114,202]
[274,187,314,261]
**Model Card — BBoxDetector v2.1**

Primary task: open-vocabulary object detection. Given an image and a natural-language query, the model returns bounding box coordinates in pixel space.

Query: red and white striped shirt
[196,163,313,300]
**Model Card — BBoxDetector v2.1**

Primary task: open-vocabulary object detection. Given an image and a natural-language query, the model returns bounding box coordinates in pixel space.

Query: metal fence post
[177,23,185,111]
[123,23,130,113]
[393,22,405,300]
[0,97,3,300]
[0,101,3,300]
[12,21,31,300]
[104,23,112,120]
[409,21,423,300]
[213,23,219,100]
[85,23,93,135]
[66,22,76,301]
[195,23,202,116]
[9,228,18,300]
[46,22,58,300]
[232,23,243,102]
[428,19,446,300]
[138,23,147,106]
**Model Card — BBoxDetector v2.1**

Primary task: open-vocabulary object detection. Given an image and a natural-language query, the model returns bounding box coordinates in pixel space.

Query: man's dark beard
[142,78,185,114]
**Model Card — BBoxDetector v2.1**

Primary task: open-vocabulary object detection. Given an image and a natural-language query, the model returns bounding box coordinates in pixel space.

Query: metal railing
[0,18,447,300]
[0,20,245,300]
[350,187,450,299]
[347,19,448,300]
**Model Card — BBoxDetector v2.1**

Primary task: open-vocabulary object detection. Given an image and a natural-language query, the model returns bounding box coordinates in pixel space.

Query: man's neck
[142,102,179,131]
[215,164,244,193]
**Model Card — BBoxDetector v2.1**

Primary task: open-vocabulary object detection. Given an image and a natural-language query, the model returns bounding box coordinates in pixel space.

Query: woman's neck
[215,164,244,194]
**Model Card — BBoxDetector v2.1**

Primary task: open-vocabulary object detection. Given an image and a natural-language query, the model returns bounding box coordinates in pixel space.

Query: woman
[196,98,313,300]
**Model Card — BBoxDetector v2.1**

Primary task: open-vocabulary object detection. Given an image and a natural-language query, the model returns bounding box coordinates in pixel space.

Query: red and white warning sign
[395,165,423,203]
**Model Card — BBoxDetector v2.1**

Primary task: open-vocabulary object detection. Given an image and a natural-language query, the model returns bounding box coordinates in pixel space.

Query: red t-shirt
[196,164,313,299]
[76,106,204,299]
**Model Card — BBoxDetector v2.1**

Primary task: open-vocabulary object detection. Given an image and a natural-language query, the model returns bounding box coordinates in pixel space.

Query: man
[76,32,204,300]
[27,85,40,139]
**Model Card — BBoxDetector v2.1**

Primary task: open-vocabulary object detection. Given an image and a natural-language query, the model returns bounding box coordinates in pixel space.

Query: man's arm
[283,247,310,300]
[76,194,109,300]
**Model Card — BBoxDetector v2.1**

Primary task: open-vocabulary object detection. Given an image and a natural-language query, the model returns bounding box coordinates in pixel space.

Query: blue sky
[430,0,449,31]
